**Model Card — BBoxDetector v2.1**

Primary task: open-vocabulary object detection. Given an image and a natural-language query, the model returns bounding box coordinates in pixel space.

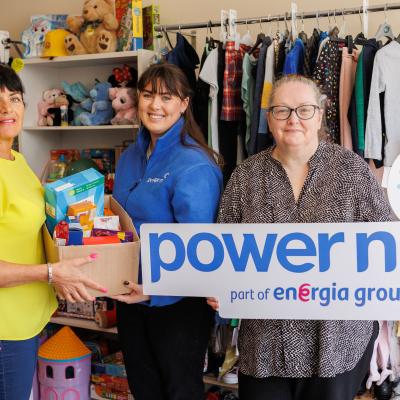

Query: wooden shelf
[203,375,238,390]
[24,125,139,131]
[50,316,117,334]
[22,50,153,68]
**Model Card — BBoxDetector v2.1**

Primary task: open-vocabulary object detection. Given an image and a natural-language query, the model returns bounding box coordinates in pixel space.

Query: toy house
[38,326,91,399]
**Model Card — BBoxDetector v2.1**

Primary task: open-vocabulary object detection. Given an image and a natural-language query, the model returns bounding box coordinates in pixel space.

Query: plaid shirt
[221,41,249,121]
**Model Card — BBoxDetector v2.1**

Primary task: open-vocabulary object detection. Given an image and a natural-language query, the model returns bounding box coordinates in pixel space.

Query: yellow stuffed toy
[64,0,118,55]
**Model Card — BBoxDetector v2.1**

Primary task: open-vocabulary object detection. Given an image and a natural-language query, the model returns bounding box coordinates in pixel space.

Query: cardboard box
[143,5,160,50]
[56,297,110,320]
[45,168,104,234]
[44,196,140,297]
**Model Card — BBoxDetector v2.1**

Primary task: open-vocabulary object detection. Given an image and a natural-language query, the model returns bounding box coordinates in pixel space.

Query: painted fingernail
[90,253,98,259]
[101,288,108,293]
[123,281,129,286]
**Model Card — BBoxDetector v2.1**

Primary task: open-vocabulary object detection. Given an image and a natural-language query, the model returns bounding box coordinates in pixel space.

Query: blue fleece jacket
[113,118,223,307]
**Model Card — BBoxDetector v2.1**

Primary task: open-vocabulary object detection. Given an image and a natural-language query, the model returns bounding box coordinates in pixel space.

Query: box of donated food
[44,196,139,297]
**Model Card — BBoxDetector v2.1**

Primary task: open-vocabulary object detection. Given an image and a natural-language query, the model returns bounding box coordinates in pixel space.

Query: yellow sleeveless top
[0,151,57,340]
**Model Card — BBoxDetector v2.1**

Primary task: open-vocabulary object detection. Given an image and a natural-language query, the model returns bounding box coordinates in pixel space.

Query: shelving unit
[19,49,155,177]
[50,316,117,334]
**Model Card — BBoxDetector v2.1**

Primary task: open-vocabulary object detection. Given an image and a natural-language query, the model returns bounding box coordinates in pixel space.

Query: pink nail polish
[90,253,98,259]
[101,288,108,293]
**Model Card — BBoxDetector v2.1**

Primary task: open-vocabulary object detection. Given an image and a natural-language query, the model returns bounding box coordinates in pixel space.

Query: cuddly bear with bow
[64,0,119,55]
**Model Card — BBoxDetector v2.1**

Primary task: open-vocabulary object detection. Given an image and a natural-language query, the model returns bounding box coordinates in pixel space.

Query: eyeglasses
[268,105,320,120]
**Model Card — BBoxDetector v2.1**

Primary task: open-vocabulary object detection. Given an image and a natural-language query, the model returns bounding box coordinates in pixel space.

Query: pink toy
[38,326,91,400]
[37,88,68,126]
[109,87,137,125]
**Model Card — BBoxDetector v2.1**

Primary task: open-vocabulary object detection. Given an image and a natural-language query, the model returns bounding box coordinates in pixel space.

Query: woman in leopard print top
[214,75,391,400]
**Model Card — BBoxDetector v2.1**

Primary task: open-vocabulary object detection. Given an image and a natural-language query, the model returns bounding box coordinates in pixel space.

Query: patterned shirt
[313,40,342,144]
[217,141,391,378]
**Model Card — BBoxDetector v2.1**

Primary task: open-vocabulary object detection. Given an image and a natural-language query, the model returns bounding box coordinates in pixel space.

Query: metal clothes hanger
[162,25,173,49]
[354,6,367,44]
[248,17,266,54]
[316,10,321,32]
[298,12,307,43]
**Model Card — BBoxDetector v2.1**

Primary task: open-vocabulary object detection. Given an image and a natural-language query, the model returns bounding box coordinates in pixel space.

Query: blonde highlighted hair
[268,75,327,140]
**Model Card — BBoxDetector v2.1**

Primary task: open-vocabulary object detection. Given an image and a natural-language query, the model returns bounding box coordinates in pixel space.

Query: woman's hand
[110,281,150,304]
[207,297,219,311]
[52,254,108,303]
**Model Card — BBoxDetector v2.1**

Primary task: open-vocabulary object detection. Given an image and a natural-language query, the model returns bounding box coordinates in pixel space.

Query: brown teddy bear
[64,0,119,55]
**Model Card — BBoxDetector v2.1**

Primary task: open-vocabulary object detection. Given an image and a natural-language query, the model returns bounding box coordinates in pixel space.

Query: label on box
[55,182,74,192]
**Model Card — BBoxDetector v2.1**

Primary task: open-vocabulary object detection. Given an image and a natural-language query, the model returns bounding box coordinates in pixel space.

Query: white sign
[140,222,400,320]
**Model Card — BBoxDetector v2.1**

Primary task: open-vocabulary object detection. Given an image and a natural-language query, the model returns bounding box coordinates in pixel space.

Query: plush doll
[64,0,119,55]
[37,88,69,126]
[109,87,138,125]
[76,81,113,126]
[61,81,93,126]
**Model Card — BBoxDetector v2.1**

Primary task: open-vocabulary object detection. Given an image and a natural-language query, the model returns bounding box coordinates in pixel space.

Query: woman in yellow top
[0,64,107,400]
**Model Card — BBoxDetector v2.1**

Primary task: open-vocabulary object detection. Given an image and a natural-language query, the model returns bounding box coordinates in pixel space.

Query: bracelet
[47,262,53,284]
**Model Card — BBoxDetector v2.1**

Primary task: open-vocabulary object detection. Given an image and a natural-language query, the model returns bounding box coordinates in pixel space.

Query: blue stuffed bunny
[76,81,113,126]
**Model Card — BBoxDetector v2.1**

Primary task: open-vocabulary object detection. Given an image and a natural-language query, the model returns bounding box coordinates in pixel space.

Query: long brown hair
[137,63,223,166]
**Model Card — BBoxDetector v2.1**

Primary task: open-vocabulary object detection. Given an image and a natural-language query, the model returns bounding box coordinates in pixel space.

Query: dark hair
[0,64,24,97]
[137,63,222,166]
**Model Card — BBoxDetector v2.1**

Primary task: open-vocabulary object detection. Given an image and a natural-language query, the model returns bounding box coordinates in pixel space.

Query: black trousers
[239,321,378,400]
[116,297,214,400]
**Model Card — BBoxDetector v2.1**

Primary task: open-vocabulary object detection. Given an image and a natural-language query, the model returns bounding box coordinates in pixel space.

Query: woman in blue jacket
[112,63,223,400]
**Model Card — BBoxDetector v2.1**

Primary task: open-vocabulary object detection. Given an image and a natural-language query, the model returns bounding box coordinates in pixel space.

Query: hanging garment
[199,48,219,152]
[313,40,342,143]
[193,45,212,142]
[304,28,321,77]
[366,321,394,389]
[316,34,330,61]
[365,41,400,166]
[258,40,275,134]
[217,42,239,185]
[388,321,400,380]
[248,38,270,156]
[166,32,199,92]
[275,38,286,77]
[241,52,257,148]
[355,39,380,155]
[283,38,305,75]
[349,50,364,155]
[339,47,359,150]
[220,41,249,121]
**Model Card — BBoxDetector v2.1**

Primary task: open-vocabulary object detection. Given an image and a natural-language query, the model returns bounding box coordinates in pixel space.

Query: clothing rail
[154,2,400,32]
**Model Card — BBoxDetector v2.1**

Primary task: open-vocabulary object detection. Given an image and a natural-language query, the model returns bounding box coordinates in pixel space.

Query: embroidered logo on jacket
[146,172,170,183]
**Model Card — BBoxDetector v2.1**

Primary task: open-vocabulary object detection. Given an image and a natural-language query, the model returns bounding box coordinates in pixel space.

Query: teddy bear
[109,87,138,125]
[76,81,113,126]
[61,81,93,125]
[64,0,119,55]
[37,88,69,126]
